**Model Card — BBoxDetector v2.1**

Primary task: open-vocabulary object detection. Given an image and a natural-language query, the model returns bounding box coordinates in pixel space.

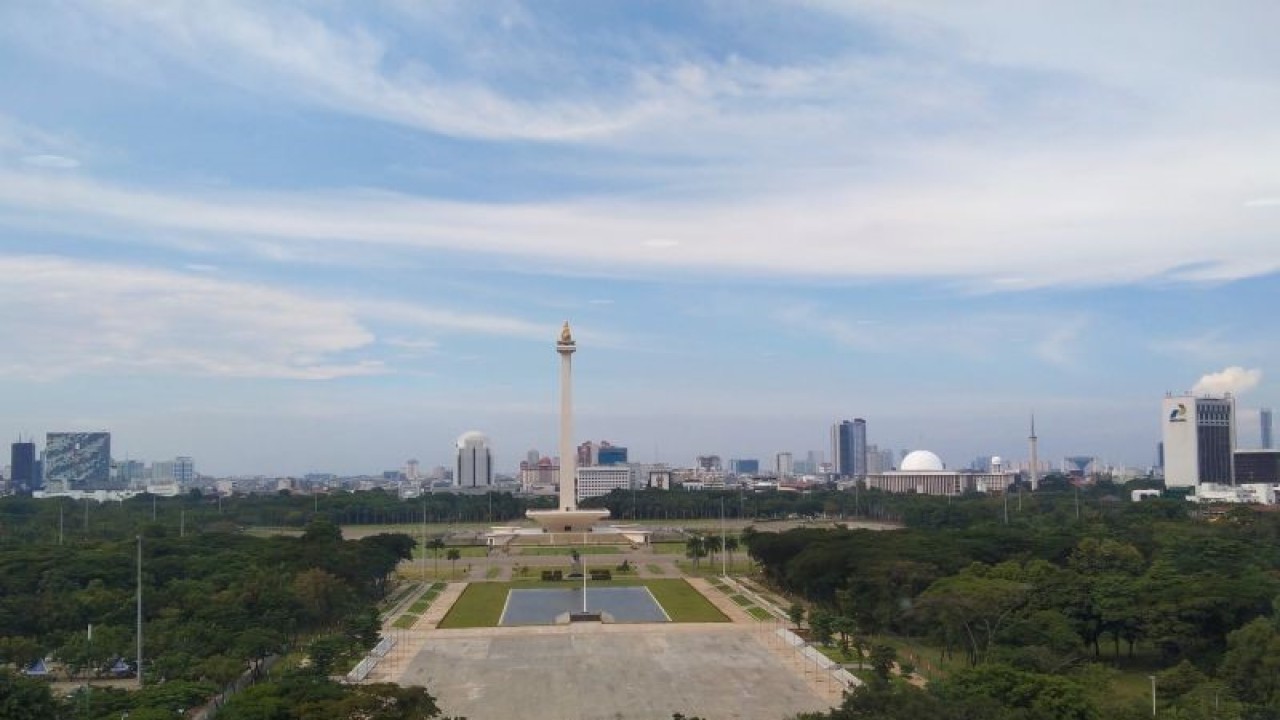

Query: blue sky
[0,1,1276,475]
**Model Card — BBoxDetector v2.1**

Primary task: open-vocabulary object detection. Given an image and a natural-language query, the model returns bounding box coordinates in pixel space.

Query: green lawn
[408,598,431,614]
[516,546,620,556]
[747,606,774,621]
[729,594,754,607]
[392,614,419,629]
[485,566,501,579]
[411,545,490,559]
[652,542,688,555]
[437,578,728,628]
[645,563,665,575]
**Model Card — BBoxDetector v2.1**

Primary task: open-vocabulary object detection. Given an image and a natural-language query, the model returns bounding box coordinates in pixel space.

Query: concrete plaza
[397,622,835,720]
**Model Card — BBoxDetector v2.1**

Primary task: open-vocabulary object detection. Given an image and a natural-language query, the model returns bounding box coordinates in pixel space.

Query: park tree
[446,548,461,577]
[914,566,1029,666]
[428,537,445,576]
[1219,616,1280,709]
[788,603,806,629]
[0,669,61,720]
[724,536,740,569]
[684,536,706,569]
[936,663,1099,720]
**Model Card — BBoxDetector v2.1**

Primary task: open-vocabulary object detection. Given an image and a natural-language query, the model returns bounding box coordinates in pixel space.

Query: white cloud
[37,0,670,141]
[1192,366,1262,396]
[21,154,79,169]
[0,256,550,381]
[0,256,379,380]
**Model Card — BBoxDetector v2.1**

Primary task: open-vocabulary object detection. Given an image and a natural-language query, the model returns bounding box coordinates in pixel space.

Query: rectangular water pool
[500,587,670,625]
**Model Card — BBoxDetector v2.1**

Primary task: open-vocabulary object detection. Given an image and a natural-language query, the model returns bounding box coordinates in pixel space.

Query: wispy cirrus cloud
[0,256,552,381]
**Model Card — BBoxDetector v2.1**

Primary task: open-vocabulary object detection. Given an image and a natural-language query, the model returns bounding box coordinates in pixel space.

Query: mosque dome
[900,450,945,472]
[456,430,490,449]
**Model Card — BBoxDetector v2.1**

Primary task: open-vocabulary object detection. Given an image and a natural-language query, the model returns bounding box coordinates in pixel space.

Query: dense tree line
[750,492,1280,719]
[0,517,413,719]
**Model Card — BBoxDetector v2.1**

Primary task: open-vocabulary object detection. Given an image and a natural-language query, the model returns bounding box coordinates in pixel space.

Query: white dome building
[863,448,1015,497]
[455,431,492,488]
[899,450,946,473]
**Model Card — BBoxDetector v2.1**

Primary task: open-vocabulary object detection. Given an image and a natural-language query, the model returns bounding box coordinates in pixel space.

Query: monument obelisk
[557,322,580,511]
[527,322,610,533]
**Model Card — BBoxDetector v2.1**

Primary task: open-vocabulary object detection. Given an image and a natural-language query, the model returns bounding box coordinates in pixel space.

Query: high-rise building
[851,418,867,478]
[45,432,112,490]
[730,458,759,475]
[597,442,628,466]
[1262,408,1274,450]
[174,456,195,485]
[696,455,722,472]
[775,452,793,477]
[576,466,632,501]
[10,441,37,493]
[1161,394,1235,488]
[455,431,492,488]
[1233,450,1280,484]
[832,421,855,477]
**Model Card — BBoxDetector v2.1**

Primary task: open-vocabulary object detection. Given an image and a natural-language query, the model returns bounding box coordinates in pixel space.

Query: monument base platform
[524,508,612,533]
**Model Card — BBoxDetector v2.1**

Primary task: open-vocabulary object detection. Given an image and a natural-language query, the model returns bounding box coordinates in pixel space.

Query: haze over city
[0,1,1276,475]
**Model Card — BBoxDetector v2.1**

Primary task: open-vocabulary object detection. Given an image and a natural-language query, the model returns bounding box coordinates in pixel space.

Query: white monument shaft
[523,322,611,533]
[558,332,577,511]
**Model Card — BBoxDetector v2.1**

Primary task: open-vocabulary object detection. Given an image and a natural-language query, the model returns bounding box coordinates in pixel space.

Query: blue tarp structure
[23,658,50,676]
[109,658,132,676]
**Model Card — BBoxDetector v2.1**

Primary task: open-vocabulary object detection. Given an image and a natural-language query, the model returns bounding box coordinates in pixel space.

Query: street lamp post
[1149,675,1157,717]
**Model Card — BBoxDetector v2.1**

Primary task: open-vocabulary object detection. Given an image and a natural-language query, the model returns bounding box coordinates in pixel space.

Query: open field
[438,578,727,628]
[248,517,900,540]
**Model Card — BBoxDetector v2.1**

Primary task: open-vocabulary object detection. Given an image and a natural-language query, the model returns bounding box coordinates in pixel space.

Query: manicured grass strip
[438,582,513,628]
[431,582,447,591]
[485,566,501,579]
[392,614,419,629]
[408,599,431,614]
[517,546,619,556]
[438,578,728,628]
[747,606,773,621]
[729,594,753,607]
[413,545,490,559]
[652,543,687,555]
[645,579,729,623]
[645,564,665,575]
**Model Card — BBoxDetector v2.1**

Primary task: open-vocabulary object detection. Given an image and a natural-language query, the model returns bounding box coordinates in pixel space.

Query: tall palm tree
[428,538,445,577]
[684,536,706,569]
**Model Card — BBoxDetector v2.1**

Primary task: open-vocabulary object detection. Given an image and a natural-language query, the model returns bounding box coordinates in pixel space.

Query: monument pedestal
[525,508,611,534]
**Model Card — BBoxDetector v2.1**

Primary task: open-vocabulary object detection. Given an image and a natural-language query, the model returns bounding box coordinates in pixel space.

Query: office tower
[1263,408,1274,449]
[832,421,854,477]
[174,456,195,485]
[577,441,599,467]
[1161,394,1235,488]
[455,431,493,488]
[597,442,628,466]
[730,458,759,475]
[526,449,540,467]
[852,418,868,478]
[10,440,37,493]
[696,455,722,472]
[775,452,793,477]
[45,432,112,490]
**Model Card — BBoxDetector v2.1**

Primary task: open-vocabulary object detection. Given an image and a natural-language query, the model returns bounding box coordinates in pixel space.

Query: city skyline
[0,2,1276,475]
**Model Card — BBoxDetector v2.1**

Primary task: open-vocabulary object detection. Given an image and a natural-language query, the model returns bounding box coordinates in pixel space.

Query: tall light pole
[1149,675,1157,717]
[136,535,143,688]
[720,497,727,578]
